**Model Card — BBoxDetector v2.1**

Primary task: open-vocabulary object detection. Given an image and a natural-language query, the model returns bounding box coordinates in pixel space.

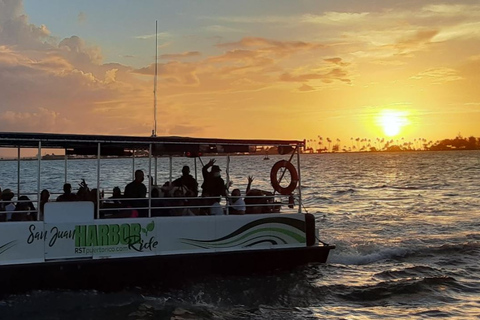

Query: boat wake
[327,240,480,265]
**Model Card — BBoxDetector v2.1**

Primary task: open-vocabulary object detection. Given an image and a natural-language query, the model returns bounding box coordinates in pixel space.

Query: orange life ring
[270,160,298,195]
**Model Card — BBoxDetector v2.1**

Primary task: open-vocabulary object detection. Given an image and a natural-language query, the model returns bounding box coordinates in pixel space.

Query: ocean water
[1,151,480,319]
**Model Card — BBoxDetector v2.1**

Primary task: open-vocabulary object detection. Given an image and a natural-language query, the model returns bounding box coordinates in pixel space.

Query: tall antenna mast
[153,20,158,137]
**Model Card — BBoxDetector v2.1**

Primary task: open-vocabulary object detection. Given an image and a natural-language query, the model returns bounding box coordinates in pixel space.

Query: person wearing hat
[172,165,198,197]
[0,188,16,221]
[201,159,227,198]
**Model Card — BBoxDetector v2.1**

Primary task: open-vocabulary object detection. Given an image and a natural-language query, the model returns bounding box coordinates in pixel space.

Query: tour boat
[0,132,334,292]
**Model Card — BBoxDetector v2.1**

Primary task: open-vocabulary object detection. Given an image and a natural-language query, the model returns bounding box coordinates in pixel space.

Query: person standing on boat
[172,165,198,197]
[201,159,227,198]
[124,169,147,217]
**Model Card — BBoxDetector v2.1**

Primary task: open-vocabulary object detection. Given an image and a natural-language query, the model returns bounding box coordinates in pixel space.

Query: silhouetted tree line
[303,135,480,153]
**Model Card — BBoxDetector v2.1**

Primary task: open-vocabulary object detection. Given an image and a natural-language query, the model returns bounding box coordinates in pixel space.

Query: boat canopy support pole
[17,147,20,199]
[64,149,68,184]
[132,149,135,181]
[169,155,172,184]
[154,157,158,185]
[37,141,41,220]
[225,155,230,215]
[194,158,197,181]
[148,143,152,218]
[296,143,302,213]
[97,143,101,219]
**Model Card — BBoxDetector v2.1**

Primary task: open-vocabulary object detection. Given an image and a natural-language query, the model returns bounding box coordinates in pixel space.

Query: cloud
[0,4,51,49]
[160,51,201,60]
[135,32,171,40]
[392,29,439,54]
[280,67,351,85]
[410,67,463,83]
[2,0,479,141]
[324,57,349,66]
[0,0,154,135]
[134,61,200,86]
[201,15,295,25]
[422,4,478,16]
[0,107,73,133]
[298,83,315,92]
[301,12,370,25]
[218,37,324,53]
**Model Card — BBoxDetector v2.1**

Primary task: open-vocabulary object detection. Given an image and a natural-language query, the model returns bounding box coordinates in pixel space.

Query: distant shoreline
[1,148,479,161]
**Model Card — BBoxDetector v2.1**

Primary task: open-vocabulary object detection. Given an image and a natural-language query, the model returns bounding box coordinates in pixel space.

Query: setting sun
[377,110,409,137]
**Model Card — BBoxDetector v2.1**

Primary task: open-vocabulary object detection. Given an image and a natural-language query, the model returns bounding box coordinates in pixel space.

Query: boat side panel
[158,216,217,255]
[0,214,308,265]
[0,222,44,265]
[210,214,307,252]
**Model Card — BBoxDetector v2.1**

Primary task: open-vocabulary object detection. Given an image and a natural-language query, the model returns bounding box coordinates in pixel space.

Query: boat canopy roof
[0,132,304,156]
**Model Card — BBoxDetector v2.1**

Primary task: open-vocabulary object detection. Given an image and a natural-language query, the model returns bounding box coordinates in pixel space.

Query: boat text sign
[0,214,307,265]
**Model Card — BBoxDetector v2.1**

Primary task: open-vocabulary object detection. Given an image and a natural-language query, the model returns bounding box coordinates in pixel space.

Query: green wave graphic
[184,234,287,249]
[181,227,304,248]
[180,217,306,249]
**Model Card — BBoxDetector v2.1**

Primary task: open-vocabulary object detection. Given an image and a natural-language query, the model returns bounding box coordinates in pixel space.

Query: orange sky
[1,1,479,147]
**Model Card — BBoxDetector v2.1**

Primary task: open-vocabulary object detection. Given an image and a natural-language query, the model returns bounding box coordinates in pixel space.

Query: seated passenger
[57,183,77,202]
[89,188,102,214]
[244,176,276,214]
[12,195,36,221]
[76,179,90,201]
[124,170,147,199]
[228,189,245,214]
[39,189,50,221]
[172,166,198,197]
[109,186,123,204]
[208,195,224,215]
[0,189,16,221]
[150,187,169,217]
[101,187,123,218]
[169,188,195,216]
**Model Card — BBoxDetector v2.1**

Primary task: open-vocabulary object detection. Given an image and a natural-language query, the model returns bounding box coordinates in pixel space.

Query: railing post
[148,144,152,217]
[297,144,302,213]
[97,142,101,219]
[64,148,68,184]
[17,147,20,198]
[37,141,41,220]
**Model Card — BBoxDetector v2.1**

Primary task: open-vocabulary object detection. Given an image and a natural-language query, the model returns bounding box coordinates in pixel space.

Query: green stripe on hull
[180,217,307,249]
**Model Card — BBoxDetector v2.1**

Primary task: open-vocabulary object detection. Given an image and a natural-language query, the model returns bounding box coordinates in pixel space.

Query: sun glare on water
[377,110,409,137]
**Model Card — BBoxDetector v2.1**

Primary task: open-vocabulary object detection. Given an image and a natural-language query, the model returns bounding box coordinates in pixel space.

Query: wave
[432,242,480,255]
[328,246,412,265]
[373,265,441,280]
[337,276,458,302]
[389,186,420,190]
[362,185,419,190]
[328,240,480,266]
[335,189,355,195]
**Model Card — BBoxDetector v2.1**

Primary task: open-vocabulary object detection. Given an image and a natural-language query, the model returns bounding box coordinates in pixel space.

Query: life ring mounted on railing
[270,160,299,195]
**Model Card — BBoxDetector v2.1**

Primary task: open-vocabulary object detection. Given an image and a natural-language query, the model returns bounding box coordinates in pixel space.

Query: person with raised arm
[201,159,227,198]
